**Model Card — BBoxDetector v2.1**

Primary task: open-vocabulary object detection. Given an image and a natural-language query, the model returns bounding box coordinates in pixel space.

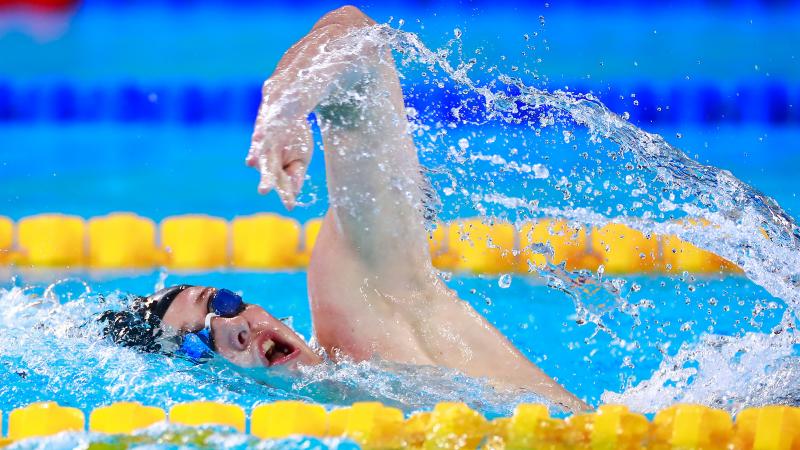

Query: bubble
[498,274,513,289]
[532,164,550,179]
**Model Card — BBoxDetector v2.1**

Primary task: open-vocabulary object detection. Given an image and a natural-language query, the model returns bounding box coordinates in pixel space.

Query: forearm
[316,62,432,272]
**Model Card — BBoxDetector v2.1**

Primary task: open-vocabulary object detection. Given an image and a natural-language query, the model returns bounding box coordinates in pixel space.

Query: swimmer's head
[99,285,322,368]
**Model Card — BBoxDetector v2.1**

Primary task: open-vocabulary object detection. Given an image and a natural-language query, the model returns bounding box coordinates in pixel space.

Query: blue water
[2,123,799,221]
[0,270,784,418]
[1,3,800,447]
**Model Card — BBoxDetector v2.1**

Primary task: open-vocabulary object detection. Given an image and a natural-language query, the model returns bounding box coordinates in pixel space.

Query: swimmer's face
[160,286,322,368]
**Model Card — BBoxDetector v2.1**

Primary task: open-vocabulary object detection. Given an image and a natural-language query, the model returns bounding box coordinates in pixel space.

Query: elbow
[314,5,376,31]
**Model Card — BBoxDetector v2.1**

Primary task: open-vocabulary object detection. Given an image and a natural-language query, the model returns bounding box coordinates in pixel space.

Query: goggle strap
[204,312,217,330]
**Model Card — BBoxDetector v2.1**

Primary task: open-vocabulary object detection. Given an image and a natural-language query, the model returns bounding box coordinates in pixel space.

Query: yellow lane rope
[0,213,739,274]
[1,401,797,449]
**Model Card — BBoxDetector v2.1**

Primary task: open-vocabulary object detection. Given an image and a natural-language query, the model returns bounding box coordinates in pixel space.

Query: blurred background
[1,0,798,221]
[0,0,798,412]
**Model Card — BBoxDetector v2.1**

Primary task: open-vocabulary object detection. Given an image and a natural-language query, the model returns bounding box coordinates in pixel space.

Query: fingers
[274,168,297,211]
[246,127,264,168]
[250,114,314,209]
[261,160,307,211]
[258,160,302,211]
[245,145,259,168]
[256,150,281,195]
[284,159,308,198]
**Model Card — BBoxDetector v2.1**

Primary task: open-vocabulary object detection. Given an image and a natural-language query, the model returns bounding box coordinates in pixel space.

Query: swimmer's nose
[216,316,251,351]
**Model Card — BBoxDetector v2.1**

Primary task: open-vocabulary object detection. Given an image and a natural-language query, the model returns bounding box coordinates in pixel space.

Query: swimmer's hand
[246,7,377,210]
[246,113,313,210]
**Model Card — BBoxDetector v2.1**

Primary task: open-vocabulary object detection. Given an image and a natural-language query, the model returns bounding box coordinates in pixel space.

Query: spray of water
[352,24,799,410]
[0,281,547,417]
[368,24,800,311]
[2,21,799,420]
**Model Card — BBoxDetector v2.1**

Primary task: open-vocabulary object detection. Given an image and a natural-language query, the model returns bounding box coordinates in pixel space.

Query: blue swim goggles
[178,288,245,361]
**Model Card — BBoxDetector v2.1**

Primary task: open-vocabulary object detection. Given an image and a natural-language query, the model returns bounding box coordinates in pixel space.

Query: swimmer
[101,6,588,413]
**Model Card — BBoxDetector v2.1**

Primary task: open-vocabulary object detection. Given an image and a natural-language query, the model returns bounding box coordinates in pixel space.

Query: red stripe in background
[0,0,78,10]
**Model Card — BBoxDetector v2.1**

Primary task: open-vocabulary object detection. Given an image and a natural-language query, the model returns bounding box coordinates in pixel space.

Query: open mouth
[259,334,300,367]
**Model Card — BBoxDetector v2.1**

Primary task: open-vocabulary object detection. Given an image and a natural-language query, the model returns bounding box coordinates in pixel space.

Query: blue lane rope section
[0,80,796,126]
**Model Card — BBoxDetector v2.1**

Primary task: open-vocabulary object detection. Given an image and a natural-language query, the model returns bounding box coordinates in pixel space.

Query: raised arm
[247,6,433,285]
[247,6,589,413]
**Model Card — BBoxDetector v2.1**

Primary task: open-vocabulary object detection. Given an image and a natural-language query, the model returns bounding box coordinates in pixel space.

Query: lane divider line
[0,212,741,274]
[1,401,797,448]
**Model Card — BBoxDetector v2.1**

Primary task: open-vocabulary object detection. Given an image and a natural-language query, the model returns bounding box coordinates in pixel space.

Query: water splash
[343,24,800,410]
[0,284,548,417]
[602,332,800,413]
[372,24,800,312]
[2,22,800,418]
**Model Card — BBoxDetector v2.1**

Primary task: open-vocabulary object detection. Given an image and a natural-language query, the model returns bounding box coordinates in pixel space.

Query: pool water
[1,2,800,447]
[0,268,792,422]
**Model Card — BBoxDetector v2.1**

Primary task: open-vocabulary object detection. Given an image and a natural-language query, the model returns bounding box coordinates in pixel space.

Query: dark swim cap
[98,285,193,354]
[145,285,193,321]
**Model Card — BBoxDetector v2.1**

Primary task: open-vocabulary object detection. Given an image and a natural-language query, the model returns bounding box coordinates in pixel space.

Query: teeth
[262,339,275,357]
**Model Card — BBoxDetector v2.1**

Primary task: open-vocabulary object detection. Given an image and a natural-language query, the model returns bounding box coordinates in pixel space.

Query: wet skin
[161,6,589,413]
[160,286,322,368]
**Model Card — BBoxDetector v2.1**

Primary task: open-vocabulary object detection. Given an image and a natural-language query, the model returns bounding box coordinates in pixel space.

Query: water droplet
[532,164,549,179]
[453,28,461,39]
[498,274,512,288]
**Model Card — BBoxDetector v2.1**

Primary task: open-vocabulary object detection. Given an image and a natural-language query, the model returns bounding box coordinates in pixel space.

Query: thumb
[284,159,308,199]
